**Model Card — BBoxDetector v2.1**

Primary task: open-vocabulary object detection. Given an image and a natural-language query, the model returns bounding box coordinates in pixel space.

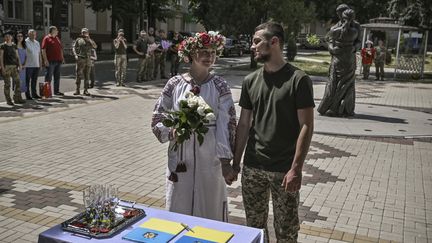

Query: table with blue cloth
[38,203,264,243]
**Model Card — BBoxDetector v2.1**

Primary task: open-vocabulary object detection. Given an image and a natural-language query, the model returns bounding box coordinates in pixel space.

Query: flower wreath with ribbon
[178,31,226,63]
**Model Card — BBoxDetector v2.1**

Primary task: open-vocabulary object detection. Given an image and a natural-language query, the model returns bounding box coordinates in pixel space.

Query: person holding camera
[72,28,97,96]
[113,29,127,86]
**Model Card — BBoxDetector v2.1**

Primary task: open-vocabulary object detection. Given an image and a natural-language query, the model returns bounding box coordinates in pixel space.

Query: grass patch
[231,60,329,76]
[290,60,329,76]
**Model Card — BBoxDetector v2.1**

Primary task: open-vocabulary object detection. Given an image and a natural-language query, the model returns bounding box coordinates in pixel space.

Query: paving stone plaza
[0,59,431,242]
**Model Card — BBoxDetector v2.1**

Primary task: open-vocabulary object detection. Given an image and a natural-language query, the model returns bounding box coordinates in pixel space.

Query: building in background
[0,0,204,52]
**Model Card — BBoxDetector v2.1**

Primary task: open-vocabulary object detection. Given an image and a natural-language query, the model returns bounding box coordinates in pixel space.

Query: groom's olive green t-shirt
[239,63,315,172]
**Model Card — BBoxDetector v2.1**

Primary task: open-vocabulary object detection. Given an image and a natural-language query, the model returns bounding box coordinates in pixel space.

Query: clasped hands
[220,159,240,186]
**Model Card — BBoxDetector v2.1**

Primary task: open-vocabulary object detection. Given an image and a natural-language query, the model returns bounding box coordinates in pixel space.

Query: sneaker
[6,100,14,106]
[54,92,64,96]
[83,90,91,96]
[121,84,126,87]
[73,91,81,95]
[32,94,41,99]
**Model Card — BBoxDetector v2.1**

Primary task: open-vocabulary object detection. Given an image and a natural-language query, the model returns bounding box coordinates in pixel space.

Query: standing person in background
[144,37,158,81]
[152,29,164,79]
[133,30,148,82]
[169,31,182,77]
[25,29,42,99]
[0,30,25,105]
[89,48,97,88]
[146,27,156,80]
[113,29,127,87]
[360,40,375,80]
[374,40,386,81]
[72,28,97,96]
[157,29,169,79]
[41,26,64,96]
[15,31,27,95]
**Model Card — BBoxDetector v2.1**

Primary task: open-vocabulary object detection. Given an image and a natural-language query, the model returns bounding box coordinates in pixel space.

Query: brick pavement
[0,71,431,243]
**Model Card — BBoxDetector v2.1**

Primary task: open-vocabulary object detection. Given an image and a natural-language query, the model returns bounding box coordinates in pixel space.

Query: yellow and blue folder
[122,218,185,243]
[175,226,234,243]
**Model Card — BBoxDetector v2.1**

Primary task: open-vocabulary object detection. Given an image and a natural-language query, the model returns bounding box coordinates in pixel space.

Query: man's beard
[254,43,272,63]
[254,52,271,63]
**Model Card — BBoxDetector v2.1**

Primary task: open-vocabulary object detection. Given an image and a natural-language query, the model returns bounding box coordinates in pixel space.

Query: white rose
[197,106,206,116]
[185,91,194,99]
[187,97,198,107]
[205,113,216,121]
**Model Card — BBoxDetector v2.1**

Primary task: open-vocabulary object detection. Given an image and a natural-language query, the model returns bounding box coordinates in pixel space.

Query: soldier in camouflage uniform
[0,30,25,105]
[233,22,315,243]
[72,28,97,96]
[374,40,386,81]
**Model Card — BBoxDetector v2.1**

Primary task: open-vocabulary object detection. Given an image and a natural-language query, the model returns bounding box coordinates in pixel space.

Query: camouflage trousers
[375,62,385,80]
[75,58,91,91]
[115,54,127,85]
[153,52,166,79]
[137,57,147,81]
[2,65,22,102]
[242,166,300,243]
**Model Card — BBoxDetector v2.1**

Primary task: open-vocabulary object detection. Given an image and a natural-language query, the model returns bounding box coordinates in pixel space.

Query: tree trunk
[146,0,155,30]
[52,0,63,38]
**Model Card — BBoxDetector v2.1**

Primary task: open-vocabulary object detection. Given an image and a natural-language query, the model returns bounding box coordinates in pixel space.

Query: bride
[151,31,237,221]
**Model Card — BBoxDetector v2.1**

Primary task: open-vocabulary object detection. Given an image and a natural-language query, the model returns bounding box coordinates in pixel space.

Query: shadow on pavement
[350,113,408,124]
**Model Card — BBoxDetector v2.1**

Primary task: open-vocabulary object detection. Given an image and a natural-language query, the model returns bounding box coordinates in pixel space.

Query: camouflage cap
[81,28,89,33]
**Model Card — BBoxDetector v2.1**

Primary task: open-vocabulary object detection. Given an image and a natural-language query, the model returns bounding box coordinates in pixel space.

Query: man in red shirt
[41,26,64,95]
[361,40,376,80]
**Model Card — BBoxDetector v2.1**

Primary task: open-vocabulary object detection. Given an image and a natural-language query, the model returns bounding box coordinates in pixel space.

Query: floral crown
[178,31,226,63]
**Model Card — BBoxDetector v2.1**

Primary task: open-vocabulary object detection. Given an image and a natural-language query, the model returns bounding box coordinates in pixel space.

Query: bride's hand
[221,159,236,185]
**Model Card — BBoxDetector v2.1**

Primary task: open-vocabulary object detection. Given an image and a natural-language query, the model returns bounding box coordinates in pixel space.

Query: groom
[232,21,315,242]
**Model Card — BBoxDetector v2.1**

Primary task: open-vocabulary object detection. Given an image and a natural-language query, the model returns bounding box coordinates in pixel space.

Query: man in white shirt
[25,29,42,99]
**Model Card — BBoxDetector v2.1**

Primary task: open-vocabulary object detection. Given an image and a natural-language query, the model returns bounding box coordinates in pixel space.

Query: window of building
[7,0,23,19]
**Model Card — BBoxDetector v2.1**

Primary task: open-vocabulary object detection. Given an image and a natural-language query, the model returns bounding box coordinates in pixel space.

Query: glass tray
[61,204,146,239]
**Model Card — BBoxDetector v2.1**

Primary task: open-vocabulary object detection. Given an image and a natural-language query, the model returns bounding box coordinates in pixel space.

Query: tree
[388,0,432,29]
[305,0,391,24]
[189,0,314,67]
[87,0,177,38]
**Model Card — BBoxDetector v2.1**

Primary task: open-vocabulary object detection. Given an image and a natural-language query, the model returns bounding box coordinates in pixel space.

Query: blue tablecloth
[38,203,264,243]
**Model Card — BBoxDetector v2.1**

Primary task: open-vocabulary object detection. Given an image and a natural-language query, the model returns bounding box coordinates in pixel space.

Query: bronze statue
[318,4,361,117]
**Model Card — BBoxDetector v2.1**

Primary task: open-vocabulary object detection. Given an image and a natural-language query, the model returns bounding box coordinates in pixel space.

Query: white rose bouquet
[162,88,216,151]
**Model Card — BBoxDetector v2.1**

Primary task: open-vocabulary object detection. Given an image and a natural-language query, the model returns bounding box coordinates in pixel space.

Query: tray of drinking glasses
[61,203,146,239]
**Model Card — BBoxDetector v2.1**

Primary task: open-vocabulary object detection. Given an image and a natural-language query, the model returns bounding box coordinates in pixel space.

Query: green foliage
[305,0,391,24]
[306,34,320,46]
[388,0,432,30]
[162,95,215,151]
[87,0,176,30]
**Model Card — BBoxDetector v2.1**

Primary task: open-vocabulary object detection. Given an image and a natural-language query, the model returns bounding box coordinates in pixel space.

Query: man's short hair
[48,26,57,34]
[158,29,165,34]
[3,30,14,37]
[28,29,36,34]
[255,21,285,49]
[140,30,147,35]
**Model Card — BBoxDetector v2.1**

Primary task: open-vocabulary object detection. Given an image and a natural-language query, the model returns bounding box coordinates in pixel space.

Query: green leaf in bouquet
[204,108,213,113]
[197,126,209,134]
[162,119,175,127]
[180,100,189,108]
[180,112,187,123]
[197,132,204,145]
